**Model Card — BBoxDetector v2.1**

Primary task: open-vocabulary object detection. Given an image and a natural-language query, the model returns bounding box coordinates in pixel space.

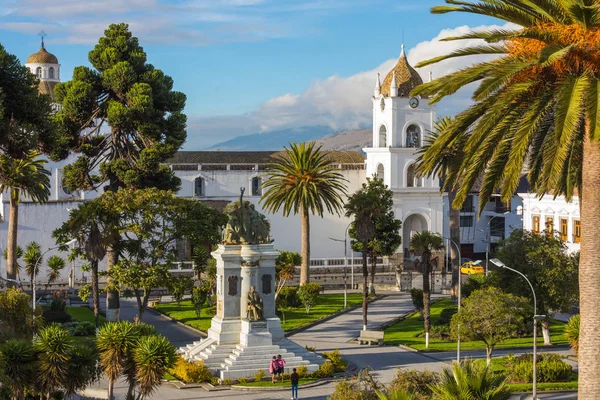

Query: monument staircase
[179,337,323,380]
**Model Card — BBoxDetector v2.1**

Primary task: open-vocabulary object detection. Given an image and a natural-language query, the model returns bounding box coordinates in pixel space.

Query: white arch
[376,163,385,181]
[193,173,209,197]
[401,120,426,148]
[378,124,387,148]
[403,160,424,188]
[249,173,264,196]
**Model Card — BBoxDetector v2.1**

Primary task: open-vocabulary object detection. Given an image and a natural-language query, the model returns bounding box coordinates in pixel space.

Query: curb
[418,344,572,355]
[285,294,389,337]
[517,390,577,399]
[231,378,334,391]
[146,307,208,338]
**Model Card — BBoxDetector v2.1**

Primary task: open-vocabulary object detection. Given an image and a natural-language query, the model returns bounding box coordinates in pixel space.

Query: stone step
[230,350,294,359]
[223,360,311,372]
[234,344,282,353]
[220,363,319,380]
[223,356,305,367]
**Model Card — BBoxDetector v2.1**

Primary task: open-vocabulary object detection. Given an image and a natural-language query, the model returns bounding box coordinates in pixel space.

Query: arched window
[407,164,416,187]
[61,176,73,196]
[194,177,205,197]
[406,124,421,148]
[49,67,54,79]
[378,125,387,148]
[251,176,262,196]
[377,164,384,181]
[36,67,42,78]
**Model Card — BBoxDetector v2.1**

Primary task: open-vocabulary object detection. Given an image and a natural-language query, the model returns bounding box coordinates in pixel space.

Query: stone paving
[88,293,577,399]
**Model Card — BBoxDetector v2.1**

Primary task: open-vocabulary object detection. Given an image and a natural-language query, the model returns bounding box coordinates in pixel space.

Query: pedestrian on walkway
[290,367,299,399]
[269,356,279,383]
[277,354,286,382]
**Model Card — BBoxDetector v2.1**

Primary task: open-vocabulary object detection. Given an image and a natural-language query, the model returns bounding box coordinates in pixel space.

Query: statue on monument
[246,285,264,321]
[222,187,272,245]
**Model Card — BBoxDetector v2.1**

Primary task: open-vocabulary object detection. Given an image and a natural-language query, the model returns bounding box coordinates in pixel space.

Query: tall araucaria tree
[416,116,468,298]
[54,23,187,320]
[261,142,347,284]
[348,177,401,296]
[412,2,600,396]
[0,44,61,284]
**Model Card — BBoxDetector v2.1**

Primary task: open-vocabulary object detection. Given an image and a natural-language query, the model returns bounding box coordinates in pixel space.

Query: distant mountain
[207,126,334,150]
[207,125,372,152]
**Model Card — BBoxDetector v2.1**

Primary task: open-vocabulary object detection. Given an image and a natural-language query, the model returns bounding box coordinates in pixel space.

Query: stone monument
[179,189,322,379]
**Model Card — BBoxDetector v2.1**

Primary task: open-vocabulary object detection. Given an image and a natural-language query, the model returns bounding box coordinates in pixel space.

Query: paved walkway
[89,293,577,399]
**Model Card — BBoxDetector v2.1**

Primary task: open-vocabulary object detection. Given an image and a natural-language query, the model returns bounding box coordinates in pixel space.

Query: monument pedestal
[240,320,272,347]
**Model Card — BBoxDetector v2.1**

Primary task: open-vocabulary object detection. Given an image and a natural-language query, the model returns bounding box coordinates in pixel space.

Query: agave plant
[97,322,137,400]
[133,335,177,399]
[565,314,580,355]
[376,388,419,400]
[63,344,99,399]
[33,325,73,398]
[430,360,511,400]
[0,339,37,400]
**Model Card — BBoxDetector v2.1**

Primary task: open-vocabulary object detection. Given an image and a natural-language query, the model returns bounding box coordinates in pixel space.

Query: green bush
[329,368,383,400]
[313,361,334,378]
[42,310,72,324]
[410,288,423,312]
[169,356,213,383]
[436,307,457,326]
[565,314,579,355]
[277,286,300,309]
[62,321,95,336]
[507,353,573,383]
[418,325,450,341]
[298,283,322,314]
[254,369,265,382]
[296,365,308,378]
[389,369,438,399]
[323,349,346,372]
[237,378,248,385]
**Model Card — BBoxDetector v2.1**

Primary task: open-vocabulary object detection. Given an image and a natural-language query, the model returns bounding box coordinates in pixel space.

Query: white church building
[0,43,580,282]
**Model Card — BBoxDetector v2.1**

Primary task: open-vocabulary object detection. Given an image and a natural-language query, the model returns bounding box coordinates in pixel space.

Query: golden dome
[27,46,58,64]
[380,48,423,97]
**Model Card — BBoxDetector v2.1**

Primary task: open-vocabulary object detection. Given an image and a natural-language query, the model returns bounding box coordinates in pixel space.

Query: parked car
[460,260,484,275]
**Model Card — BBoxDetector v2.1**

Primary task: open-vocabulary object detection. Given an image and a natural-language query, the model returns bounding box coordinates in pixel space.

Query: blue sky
[0,0,500,148]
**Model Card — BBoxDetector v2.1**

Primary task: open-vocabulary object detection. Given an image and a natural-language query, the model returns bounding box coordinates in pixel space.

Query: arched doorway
[403,213,428,255]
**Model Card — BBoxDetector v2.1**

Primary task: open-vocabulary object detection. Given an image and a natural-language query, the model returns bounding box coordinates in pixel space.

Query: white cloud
[185,23,517,149]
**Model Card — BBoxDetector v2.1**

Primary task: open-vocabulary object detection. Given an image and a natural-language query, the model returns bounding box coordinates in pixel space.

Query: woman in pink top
[276,354,286,382]
[269,356,278,383]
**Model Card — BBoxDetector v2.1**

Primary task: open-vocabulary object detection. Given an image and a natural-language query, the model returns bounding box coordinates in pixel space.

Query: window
[490,217,505,238]
[460,216,474,227]
[407,164,416,187]
[61,177,73,196]
[194,177,205,197]
[406,124,421,148]
[460,195,474,213]
[574,220,581,243]
[36,67,42,78]
[561,218,568,241]
[49,67,54,79]
[376,164,384,181]
[378,125,387,148]
[251,176,262,196]
[545,217,554,235]
[176,239,192,262]
[532,216,540,234]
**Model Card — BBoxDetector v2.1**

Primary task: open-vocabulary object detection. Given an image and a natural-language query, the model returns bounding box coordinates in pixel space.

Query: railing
[168,262,195,272]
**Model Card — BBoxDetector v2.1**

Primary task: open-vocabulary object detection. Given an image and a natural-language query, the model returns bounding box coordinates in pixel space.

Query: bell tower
[364,44,443,255]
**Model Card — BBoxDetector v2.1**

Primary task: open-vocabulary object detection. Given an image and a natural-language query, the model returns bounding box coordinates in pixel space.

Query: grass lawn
[65,306,106,326]
[154,294,364,333]
[234,378,318,387]
[384,298,569,351]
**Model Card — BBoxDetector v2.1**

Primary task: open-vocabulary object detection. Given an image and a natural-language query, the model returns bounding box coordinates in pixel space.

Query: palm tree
[22,241,41,292]
[3,246,24,282]
[416,117,468,298]
[430,360,511,400]
[261,142,347,284]
[33,325,73,399]
[410,231,443,348]
[413,3,600,396]
[97,322,136,400]
[0,151,50,283]
[63,344,99,400]
[376,390,418,400]
[44,255,66,295]
[0,339,37,400]
[133,335,177,399]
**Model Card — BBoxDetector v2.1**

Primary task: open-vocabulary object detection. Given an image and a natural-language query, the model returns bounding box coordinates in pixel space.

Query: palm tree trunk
[485,345,492,366]
[369,253,376,295]
[300,205,310,285]
[448,190,461,298]
[362,248,368,330]
[106,245,120,322]
[578,133,600,400]
[422,252,431,348]
[541,319,551,346]
[107,377,114,400]
[91,260,100,328]
[6,188,19,284]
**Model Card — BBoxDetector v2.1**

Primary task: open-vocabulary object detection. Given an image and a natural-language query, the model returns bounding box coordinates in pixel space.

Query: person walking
[277,354,286,382]
[290,367,299,400]
[269,356,279,384]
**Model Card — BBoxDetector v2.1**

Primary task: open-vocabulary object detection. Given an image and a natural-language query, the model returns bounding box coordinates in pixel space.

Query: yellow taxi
[460,260,485,275]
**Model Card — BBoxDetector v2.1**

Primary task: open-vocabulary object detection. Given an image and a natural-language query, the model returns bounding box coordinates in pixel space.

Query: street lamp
[485,212,509,276]
[328,222,352,309]
[0,276,22,289]
[490,258,545,400]
[443,236,461,363]
[32,240,78,324]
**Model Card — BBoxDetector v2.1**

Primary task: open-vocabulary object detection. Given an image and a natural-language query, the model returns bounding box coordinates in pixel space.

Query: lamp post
[490,258,545,400]
[443,236,461,363]
[485,212,509,276]
[328,222,352,309]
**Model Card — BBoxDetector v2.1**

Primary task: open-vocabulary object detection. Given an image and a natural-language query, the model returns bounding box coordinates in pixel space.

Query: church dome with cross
[379,44,423,98]
[25,34,61,100]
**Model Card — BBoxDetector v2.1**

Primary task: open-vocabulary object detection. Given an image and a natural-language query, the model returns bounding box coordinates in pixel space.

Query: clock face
[409,97,419,109]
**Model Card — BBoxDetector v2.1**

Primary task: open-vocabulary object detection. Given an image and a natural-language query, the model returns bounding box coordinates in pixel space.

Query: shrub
[305,345,316,352]
[410,288,423,312]
[282,373,290,381]
[237,378,248,385]
[62,321,95,336]
[389,369,438,399]
[0,287,39,339]
[565,314,579,355]
[42,309,72,324]
[313,361,334,378]
[436,307,457,326]
[418,325,450,341]
[298,283,322,314]
[296,365,309,378]
[507,353,573,383]
[210,377,219,386]
[330,368,383,400]
[49,292,67,312]
[254,369,265,382]
[191,285,209,318]
[276,286,300,309]
[222,379,232,385]
[169,356,212,383]
[323,349,346,372]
